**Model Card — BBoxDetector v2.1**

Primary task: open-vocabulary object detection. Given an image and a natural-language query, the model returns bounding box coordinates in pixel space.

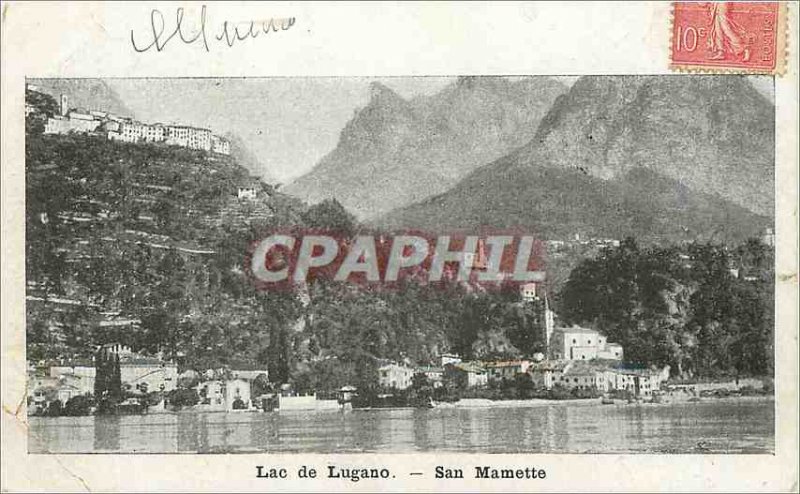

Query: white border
[2,2,797,492]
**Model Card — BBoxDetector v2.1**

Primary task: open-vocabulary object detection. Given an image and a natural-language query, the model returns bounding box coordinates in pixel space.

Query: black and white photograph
[24,75,776,454]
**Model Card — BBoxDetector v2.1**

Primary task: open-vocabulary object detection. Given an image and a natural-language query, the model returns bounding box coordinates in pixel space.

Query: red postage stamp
[670,2,787,74]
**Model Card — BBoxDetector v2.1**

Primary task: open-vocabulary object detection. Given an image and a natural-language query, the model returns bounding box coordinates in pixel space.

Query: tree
[300,198,356,235]
[411,372,430,390]
[252,373,271,396]
[558,238,773,379]
[167,388,199,408]
[63,395,95,416]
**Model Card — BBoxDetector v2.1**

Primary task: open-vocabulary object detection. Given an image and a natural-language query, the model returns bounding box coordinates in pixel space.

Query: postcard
[1,1,797,492]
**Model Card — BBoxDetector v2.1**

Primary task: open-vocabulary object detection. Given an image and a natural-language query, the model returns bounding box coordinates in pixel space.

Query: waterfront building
[415,365,444,388]
[612,367,669,397]
[378,362,415,390]
[33,383,81,411]
[230,368,269,382]
[48,363,96,395]
[277,393,340,411]
[549,326,623,361]
[486,360,533,382]
[197,379,252,410]
[528,360,572,389]
[444,361,488,389]
[99,344,178,393]
[120,355,178,393]
[557,360,612,392]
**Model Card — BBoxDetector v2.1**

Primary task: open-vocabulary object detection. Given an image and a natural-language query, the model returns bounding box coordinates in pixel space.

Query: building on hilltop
[549,326,623,361]
[211,134,231,155]
[762,227,775,247]
[44,113,102,134]
[40,91,231,155]
[237,186,258,201]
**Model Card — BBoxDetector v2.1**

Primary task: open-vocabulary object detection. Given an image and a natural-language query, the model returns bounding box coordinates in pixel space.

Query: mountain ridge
[284,77,569,218]
[376,76,773,242]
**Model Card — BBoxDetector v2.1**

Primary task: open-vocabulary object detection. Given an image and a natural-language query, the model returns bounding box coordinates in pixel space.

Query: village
[26,85,231,155]
[27,281,676,417]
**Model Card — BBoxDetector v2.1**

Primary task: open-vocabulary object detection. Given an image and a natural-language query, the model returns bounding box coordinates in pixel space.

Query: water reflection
[93,415,121,451]
[28,399,774,454]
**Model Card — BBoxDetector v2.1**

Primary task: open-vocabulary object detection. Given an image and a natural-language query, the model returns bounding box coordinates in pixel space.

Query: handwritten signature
[130,5,296,53]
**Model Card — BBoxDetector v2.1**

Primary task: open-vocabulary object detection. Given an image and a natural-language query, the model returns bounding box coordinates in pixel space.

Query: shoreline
[26,395,774,419]
[444,394,775,410]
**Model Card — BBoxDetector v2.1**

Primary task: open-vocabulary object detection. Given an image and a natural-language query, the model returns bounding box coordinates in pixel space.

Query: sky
[91,76,773,184]
[105,78,454,184]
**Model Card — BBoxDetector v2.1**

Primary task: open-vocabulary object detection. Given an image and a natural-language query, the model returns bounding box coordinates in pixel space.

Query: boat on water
[601,397,615,405]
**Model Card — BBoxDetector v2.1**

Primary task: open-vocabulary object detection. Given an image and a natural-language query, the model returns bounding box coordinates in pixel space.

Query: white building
[44,114,101,134]
[438,353,462,366]
[520,282,539,302]
[211,135,231,155]
[538,360,668,397]
[198,379,252,410]
[550,326,623,361]
[762,228,775,247]
[49,364,96,395]
[42,92,231,155]
[237,186,258,200]
[101,344,178,393]
[378,362,415,390]
[109,121,166,143]
[415,366,444,388]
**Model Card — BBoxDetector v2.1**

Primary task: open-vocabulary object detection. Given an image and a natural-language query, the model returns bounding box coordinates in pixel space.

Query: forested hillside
[559,238,774,378]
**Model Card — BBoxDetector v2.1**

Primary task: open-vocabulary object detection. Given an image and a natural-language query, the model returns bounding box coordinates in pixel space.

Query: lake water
[28,398,774,454]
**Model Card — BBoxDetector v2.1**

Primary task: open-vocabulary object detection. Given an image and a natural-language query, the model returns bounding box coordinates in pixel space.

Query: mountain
[520,75,774,216]
[29,79,135,118]
[378,76,773,242]
[284,77,568,219]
